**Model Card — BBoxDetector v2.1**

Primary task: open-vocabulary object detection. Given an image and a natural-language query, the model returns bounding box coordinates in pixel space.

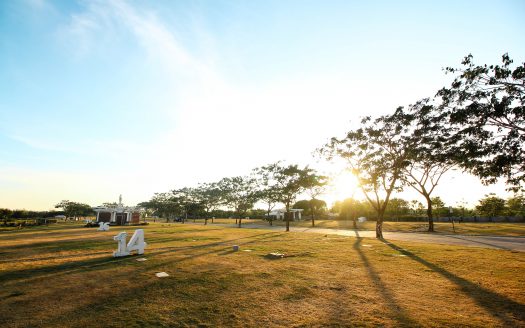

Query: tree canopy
[436,53,525,191]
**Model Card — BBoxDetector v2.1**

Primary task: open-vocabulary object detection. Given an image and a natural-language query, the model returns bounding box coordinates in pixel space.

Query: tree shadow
[445,235,515,251]
[0,231,280,286]
[0,254,137,284]
[350,235,419,326]
[382,239,525,325]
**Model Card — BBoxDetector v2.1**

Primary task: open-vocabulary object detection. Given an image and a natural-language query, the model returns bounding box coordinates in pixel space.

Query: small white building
[93,195,141,226]
[269,208,304,221]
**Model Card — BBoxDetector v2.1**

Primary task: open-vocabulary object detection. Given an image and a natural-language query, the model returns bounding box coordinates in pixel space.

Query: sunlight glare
[330,172,360,201]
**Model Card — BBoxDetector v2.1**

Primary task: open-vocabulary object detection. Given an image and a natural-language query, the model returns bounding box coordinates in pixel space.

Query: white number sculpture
[113,229,147,257]
[98,222,110,231]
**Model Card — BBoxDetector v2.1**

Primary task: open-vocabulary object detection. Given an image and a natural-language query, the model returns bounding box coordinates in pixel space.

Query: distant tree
[54,200,93,220]
[303,172,329,227]
[293,200,311,214]
[272,164,314,232]
[309,199,327,216]
[409,200,424,215]
[321,115,410,238]
[253,163,282,226]
[196,182,224,220]
[102,202,118,207]
[385,198,411,219]
[430,197,446,217]
[0,208,13,224]
[338,198,370,228]
[506,194,525,217]
[436,53,525,192]
[476,193,507,218]
[171,188,199,222]
[218,176,259,227]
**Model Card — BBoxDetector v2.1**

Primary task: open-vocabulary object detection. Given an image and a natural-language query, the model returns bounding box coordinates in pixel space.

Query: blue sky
[1,0,524,210]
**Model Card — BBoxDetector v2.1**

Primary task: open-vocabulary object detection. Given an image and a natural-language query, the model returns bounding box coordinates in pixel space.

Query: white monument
[98,222,110,231]
[113,229,147,257]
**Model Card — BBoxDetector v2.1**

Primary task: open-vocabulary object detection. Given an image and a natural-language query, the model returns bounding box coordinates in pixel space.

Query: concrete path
[205,223,525,252]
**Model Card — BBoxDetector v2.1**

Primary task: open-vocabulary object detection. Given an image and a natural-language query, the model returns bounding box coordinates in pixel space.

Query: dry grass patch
[1,223,524,327]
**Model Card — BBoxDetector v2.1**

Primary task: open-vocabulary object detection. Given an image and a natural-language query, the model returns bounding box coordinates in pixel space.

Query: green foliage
[217,176,259,218]
[385,198,411,217]
[506,195,525,217]
[54,200,94,218]
[293,199,327,216]
[253,162,282,216]
[336,198,372,220]
[436,53,525,192]
[321,114,410,237]
[476,193,507,217]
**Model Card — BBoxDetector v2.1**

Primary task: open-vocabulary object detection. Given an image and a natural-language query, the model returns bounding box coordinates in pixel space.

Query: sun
[330,172,360,201]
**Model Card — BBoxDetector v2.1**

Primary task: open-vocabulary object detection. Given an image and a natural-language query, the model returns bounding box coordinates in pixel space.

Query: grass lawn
[207,218,525,236]
[1,223,524,327]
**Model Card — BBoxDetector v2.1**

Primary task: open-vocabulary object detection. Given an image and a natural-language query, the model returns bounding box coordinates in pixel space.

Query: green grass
[1,223,524,327]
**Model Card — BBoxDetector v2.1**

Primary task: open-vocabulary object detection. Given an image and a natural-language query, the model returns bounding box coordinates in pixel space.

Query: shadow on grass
[0,231,280,285]
[382,239,525,326]
[351,233,419,327]
[445,235,515,251]
[0,254,137,283]
[145,232,284,271]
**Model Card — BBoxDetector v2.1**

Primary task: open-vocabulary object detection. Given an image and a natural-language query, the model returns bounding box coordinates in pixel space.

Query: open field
[1,223,524,327]
[198,218,525,236]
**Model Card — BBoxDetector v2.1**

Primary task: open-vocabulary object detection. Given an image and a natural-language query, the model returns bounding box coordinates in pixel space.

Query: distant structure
[269,208,304,221]
[93,195,141,226]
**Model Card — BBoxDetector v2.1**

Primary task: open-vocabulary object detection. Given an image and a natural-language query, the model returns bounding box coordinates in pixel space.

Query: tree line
[139,162,328,231]
[330,194,525,225]
[139,53,523,238]
[319,53,524,237]
[139,54,523,238]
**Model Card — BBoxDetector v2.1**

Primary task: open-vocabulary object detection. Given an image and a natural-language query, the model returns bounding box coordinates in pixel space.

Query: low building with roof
[269,208,304,221]
[93,195,141,225]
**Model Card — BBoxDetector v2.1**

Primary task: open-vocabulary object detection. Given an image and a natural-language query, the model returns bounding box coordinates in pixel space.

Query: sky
[1,0,524,210]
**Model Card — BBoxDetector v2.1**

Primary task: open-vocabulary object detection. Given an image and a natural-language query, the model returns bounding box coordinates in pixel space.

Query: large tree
[253,163,282,226]
[303,172,329,227]
[322,115,409,238]
[139,192,181,222]
[171,188,200,223]
[476,193,507,218]
[196,182,224,222]
[506,194,525,217]
[218,176,259,227]
[389,101,455,232]
[272,164,313,232]
[54,200,93,219]
[436,53,525,191]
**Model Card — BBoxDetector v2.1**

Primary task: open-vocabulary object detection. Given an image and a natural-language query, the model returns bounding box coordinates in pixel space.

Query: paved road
[205,223,525,252]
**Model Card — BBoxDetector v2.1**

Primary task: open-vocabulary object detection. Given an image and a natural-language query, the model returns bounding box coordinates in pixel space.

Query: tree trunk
[311,209,315,227]
[376,213,384,239]
[238,217,242,228]
[426,196,434,232]
[204,218,208,225]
